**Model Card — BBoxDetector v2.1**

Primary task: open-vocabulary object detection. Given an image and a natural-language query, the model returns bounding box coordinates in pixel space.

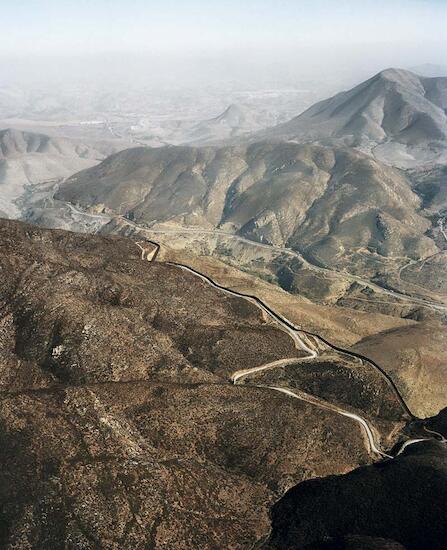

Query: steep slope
[0,219,303,388]
[264,439,447,549]
[56,141,439,286]
[261,68,447,167]
[351,323,447,418]
[0,218,381,549]
[150,239,416,347]
[0,218,444,549]
[409,164,447,214]
[0,128,119,218]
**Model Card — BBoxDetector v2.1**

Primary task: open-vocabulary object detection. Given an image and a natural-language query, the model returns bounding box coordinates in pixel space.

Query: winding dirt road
[27,182,447,460]
[169,262,318,358]
[231,358,315,384]
[265,385,393,459]
[135,240,430,459]
[134,223,447,313]
[39,194,442,460]
[54,196,447,312]
[163,257,412,418]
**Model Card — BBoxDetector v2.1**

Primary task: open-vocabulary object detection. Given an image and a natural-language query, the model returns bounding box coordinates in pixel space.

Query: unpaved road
[38,196,442,459]
[50,194,447,312]
[137,241,436,460]
[137,223,447,313]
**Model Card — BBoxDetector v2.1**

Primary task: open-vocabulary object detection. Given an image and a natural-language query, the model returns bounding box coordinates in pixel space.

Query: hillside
[264,437,447,549]
[182,103,276,144]
[149,239,416,347]
[260,68,447,167]
[351,323,447,417]
[55,141,442,303]
[0,128,119,218]
[0,218,445,548]
[0,218,385,549]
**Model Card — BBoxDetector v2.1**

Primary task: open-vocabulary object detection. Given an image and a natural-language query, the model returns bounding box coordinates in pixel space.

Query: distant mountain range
[259,68,447,167]
[184,104,255,143]
[33,67,447,313]
[0,128,121,217]
[0,127,113,160]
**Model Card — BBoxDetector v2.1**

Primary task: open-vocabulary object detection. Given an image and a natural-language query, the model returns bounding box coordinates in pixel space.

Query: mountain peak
[260,67,447,167]
[373,67,421,88]
[214,103,246,126]
[377,67,416,79]
[222,103,243,115]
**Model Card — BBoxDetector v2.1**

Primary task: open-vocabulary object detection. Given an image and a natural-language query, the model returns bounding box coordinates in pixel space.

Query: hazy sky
[2,0,446,54]
[1,1,446,87]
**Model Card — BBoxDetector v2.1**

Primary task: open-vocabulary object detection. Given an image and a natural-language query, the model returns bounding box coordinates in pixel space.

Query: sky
[1,0,446,87]
[1,0,446,54]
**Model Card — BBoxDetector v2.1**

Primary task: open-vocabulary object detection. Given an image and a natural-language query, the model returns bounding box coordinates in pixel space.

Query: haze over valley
[1,1,447,548]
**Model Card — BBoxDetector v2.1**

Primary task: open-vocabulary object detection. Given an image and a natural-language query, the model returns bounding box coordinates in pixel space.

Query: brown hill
[55,141,438,281]
[0,218,377,549]
[264,438,447,549]
[351,323,447,418]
